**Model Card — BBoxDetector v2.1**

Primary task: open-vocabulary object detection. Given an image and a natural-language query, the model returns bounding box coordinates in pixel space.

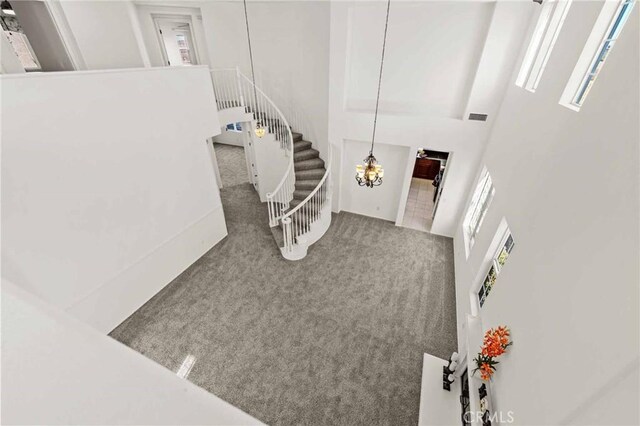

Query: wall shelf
[417,353,461,426]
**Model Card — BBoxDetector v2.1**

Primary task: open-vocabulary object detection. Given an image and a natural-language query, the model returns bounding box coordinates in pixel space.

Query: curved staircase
[292,134,325,209]
[210,68,332,260]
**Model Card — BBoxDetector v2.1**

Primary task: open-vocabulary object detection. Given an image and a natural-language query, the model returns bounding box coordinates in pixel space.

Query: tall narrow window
[516,0,573,92]
[463,168,495,256]
[561,0,636,110]
[477,228,515,308]
[573,0,635,107]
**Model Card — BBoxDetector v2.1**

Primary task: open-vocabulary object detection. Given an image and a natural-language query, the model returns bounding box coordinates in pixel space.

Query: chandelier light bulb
[355,153,383,188]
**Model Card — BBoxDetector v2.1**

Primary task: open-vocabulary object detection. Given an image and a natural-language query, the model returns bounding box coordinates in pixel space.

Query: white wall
[213,127,245,147]
[200,1,330,161]
[252,127,292,202]
[328,1,532,237]
[1,66,225,333]
[340,140,410,221]
[1,281,261,425]
[345,1,492,118]
[59,0,144,70]
[453,2,639,424]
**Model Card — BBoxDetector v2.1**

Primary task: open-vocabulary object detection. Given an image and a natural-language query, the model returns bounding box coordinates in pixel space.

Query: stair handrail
[281,144,331,220]
[235,72,294,149]
[280,144,332,254]
[234,71,296,226]
[210,68,332,256]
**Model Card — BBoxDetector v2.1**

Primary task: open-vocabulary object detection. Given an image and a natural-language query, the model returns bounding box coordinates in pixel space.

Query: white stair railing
[210,68,295,226]
[210,68,244,110]
[210,68,332,258]
[279,146,332,256]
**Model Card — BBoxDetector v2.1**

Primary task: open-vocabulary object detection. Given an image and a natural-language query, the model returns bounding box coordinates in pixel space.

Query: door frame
[395,147,452,234]
[42,0,86,70]
[151,14,201,66]
[431,151,452,220]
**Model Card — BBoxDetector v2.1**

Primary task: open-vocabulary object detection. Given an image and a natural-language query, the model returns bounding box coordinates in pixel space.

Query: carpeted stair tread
[293,140,312,152]
[295,168,326,180]
[294,158,324,171]
[294,148,320,162]
[291,132,303,142]
[293,188,314,200]
[296,179,322,190]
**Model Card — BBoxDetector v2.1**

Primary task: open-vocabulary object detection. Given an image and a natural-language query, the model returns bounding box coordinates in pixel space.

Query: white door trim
[43,0,87,70]
[152,14,201,66]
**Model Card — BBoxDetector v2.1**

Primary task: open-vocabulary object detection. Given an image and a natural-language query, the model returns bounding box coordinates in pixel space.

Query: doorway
[210,122,257,191]
[153,16,199,66]
[401,149,449,232]
[2,0,75,72]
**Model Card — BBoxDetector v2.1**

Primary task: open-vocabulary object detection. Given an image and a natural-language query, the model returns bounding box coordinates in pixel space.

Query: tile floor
[402,177,436,232]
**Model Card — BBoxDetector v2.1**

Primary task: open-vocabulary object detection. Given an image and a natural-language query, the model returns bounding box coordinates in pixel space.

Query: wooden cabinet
[413,158,441,180]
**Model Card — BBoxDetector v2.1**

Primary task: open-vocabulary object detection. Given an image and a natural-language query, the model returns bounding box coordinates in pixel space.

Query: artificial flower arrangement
[472,326,512,381]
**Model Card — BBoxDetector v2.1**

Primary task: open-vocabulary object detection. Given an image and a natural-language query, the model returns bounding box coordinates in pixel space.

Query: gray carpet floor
[214,142,249,187]
[110,178,457,425]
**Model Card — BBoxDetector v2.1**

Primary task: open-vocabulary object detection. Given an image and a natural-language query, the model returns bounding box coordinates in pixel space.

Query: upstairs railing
[210,68,295,226]
[210,67,244,110]
[279,145,332,255]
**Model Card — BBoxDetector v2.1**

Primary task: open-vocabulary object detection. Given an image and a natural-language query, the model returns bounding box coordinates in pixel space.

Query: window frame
[560,0,636,111]
[571,0,635,107]
[477,228,514,308]
[516,0,573,93]
[226,122,243,132]
[463,168,495,257]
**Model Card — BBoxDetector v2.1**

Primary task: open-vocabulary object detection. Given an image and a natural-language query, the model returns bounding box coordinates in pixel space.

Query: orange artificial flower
[479,362,494,381]
[481,326,512,358]
[473,326,512,381]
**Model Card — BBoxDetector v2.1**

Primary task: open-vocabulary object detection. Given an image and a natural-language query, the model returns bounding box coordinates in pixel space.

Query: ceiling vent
[468,113,488,121]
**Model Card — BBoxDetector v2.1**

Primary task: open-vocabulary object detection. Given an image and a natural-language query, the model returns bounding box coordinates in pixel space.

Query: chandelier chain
[370,0,391,155]
[243,0,260,116]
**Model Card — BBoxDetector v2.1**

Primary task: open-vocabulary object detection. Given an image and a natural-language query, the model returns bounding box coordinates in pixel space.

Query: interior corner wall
[328,1,532,237]
[1,281,260,425]
[58,0,144,70]
[199,1,330,160]
[453,2,639,423]
[340,140,410,222]
[1,66,224,333]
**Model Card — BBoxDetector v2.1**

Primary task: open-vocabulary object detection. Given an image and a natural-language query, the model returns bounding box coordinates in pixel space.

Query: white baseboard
[66,207,228,334]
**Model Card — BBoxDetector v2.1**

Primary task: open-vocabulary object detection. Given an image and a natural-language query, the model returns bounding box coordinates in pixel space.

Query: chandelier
[355,0,391,188]
[243,0,265,138]
[356,154,384,187]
